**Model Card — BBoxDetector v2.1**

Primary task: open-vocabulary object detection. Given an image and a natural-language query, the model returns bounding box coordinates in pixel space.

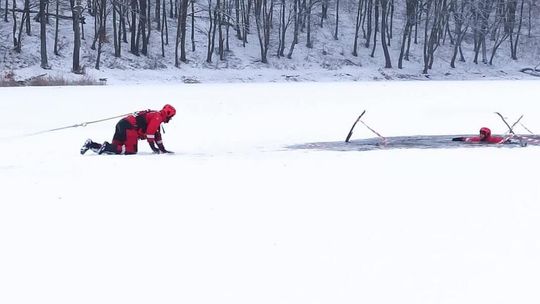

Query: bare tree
[471,0,493,64]
[218,0,224,60]
[205,0,218,63]
[320,0,327,27]
[254,0,272,62]
[422,0,449,73]
[365,0,372,47]
[3,0,540,76]
[234,0,242,38]
[95,0,107,69]
[71,0,83,73]
[240,0,248,46]
[112,0,120,57]
[160,0,168,56]
[414,0,423,43]
[334,0,340,39]
[379,0,391,67]
[54,0,59,55]
[398,0,416,68]
[120,0,128,43]
[4,0,8,22]
[277,0,286,56]
[488,0,511,64]
[155,0,161,29]
[130,0,139,55]
[450,0,470,68]
[39,0,49,68]
[181,0,189,61]
[370,0,379,57]
[191,0,195,51]
[527,0,532,37]
[510,0,525,59]
[24,0,30,35]
[306,0,313,48]
[12,0,17,48]
[388,0,394,40]
[286,0,299,58]
[139,0,148,55]
[352,0,364,56]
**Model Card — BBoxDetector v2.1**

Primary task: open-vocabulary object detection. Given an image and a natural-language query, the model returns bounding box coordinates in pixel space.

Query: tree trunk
[450,0,467,68]
[389,0,393,40]
[45,0,49,24]
[511,0,525,60]
[39,0,49,68]
[164,0,169,45]
[206,1,215,63]
[4,0,8,22]
[226,0,230,51]
[414,0,422,44]
[352,0,363,56]
[218,0,224,60]
[179,0,188,62]
[241,0,249,45]
[95,0,106,69]
[398,0,415,68]
[156,0,161,30]
[365,0,372,48]
[254,0,270,62]
[191,0,195,51]
[334,0,339,39]
[24,0,30,35]
[380,0,391,67]
[12,0,18,50]
[235,0,242,39]
[287,0,299,58]
[71,0,82,73]
[121,6,127,43]
[527,0,531,38]
[175,0,182,66]
[160,0,165,56]
[422,0,432,74]
[277,0,286,57]
[306,0,312,48]
[370,0,379,57]
[54,0,59,55]
[320,0,327,27]
[140,0,148,55]
[91,0,98,50]
[210,8,218,60]
[131,0,139,55]
[147,0,152,49]
[113,1,120,57]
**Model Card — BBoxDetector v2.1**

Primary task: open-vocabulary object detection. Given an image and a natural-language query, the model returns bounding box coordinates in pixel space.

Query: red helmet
[479,127,491,137]
[161,104,176,122]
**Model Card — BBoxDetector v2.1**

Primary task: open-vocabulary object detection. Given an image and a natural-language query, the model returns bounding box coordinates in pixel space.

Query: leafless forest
[1,0,539,74]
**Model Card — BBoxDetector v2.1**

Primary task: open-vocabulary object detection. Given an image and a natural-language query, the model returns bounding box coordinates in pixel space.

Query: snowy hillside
[2,0,540,84]
[1,81,540,304]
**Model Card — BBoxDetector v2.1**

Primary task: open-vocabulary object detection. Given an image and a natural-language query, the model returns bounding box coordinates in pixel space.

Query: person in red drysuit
[80,104,176,155]
[452,127,507,144]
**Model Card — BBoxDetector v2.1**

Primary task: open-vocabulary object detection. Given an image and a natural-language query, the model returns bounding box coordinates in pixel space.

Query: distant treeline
[1,0,538,73]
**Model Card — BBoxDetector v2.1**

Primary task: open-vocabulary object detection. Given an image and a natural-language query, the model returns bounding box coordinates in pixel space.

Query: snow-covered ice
[1,80,540,304]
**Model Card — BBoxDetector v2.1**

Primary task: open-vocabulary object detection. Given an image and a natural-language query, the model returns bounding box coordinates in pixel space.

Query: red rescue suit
[80,104,176,155]
[111,110,169,154]
[463,135,506,144]
[452,127,507,144]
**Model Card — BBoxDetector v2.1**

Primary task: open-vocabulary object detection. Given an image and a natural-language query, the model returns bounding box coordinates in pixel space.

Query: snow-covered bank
[2,0,540,86]
[6,51,540,86]
[1,81,540,304]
